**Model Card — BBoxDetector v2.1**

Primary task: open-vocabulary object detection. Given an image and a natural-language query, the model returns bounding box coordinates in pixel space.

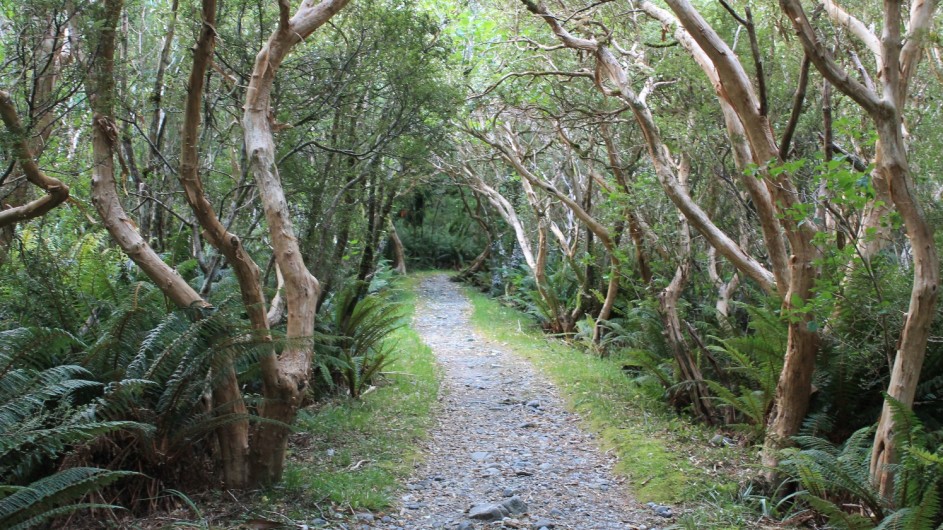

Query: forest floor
[143,273,762,529]
[364,274,663,530]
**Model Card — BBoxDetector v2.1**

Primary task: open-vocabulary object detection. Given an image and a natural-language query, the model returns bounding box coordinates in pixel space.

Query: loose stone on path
[367,274,650,529]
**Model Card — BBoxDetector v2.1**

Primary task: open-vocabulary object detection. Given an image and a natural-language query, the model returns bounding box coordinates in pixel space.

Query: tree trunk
[390,221,407,275]
[84,0,251,489]
[242,0,350,485]
[869,117,940,497]
[659,162,713,422]
[0,15,67,260]
[177,0,259,488]
[761,252,818,472]
[0,92,70,228]
[778,0,940,497]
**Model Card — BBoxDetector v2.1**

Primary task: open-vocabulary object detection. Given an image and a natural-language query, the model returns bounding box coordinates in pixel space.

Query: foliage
[0,326,140,527]
[321,284,405,399]
[703,303,787,441]
[780,397,943,529]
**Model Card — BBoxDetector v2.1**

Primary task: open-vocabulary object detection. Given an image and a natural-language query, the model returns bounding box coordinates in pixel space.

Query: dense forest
[1,0,942,527]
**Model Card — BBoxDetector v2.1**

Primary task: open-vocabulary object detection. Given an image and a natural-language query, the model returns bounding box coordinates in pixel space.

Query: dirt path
[369,275,651,530]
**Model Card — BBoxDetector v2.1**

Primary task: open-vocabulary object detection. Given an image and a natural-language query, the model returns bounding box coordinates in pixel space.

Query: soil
[363,274,660,530]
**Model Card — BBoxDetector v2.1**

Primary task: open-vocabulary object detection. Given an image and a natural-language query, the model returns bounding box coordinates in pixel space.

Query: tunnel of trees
[1,0,942,527]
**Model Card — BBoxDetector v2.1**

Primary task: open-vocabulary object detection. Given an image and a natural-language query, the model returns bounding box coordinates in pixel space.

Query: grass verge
[260,274,439,520]
[463,285,763,529]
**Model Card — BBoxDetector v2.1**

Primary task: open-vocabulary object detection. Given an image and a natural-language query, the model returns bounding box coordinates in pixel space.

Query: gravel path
[369,274,651,530]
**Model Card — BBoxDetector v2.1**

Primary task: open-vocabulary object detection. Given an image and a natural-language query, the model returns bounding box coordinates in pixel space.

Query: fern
[780,399,943,528]
[315,281,405,398]
[0,326,143,526]
[0,467,136,529]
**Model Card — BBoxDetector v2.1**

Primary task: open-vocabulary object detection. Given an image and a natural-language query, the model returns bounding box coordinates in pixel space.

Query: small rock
[405,502,425,510]
[309,519,328,528]
[709,434,735,447]
[355,512,374,522]
[457,523,474,530]
[549,509,564,517]
[526,400,541,408]
[518,421,537,428]
[471,451,490,462]
[532,520,555,529]
[468,503,508,521]
[502,496,527,516]
[380,516,392,523]
[502,487,516,497]
[646,502,673,518]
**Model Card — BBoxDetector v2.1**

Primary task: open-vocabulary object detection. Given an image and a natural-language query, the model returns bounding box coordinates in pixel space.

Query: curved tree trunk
[659,0,822,479]
[0,92,70,228]
[476,126,620,341]
[242,0,351,485]
[0,15,68,261]
[390,221,407,275]
[177,0,261,488]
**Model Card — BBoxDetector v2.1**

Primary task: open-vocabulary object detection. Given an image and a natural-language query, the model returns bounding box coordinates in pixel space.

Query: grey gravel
[368,275,652,529]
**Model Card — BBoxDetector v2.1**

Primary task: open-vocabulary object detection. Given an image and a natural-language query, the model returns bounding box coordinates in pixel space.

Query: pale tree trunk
[475,126,620,341]
[87,0,200,311]
[520,0,776,296]
[641,1,791,292]
[242,0,351,485]
[780,0,940,498]
[389,221,407,275]
[450,160,570,331]
[659,159,715,422]
[83,0,251,489]
[656,0,821,478]
[708,246,739,327]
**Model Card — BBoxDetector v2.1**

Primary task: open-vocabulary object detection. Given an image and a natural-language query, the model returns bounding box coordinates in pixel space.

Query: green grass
[267,275,439,516]
[463,285,763,528]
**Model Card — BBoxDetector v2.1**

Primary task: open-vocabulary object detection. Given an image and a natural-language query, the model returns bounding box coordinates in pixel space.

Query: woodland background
[0,0,942,528]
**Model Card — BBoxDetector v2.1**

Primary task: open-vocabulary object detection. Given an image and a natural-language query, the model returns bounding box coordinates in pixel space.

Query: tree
[241,0,352,484]
[780,0,940,498]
